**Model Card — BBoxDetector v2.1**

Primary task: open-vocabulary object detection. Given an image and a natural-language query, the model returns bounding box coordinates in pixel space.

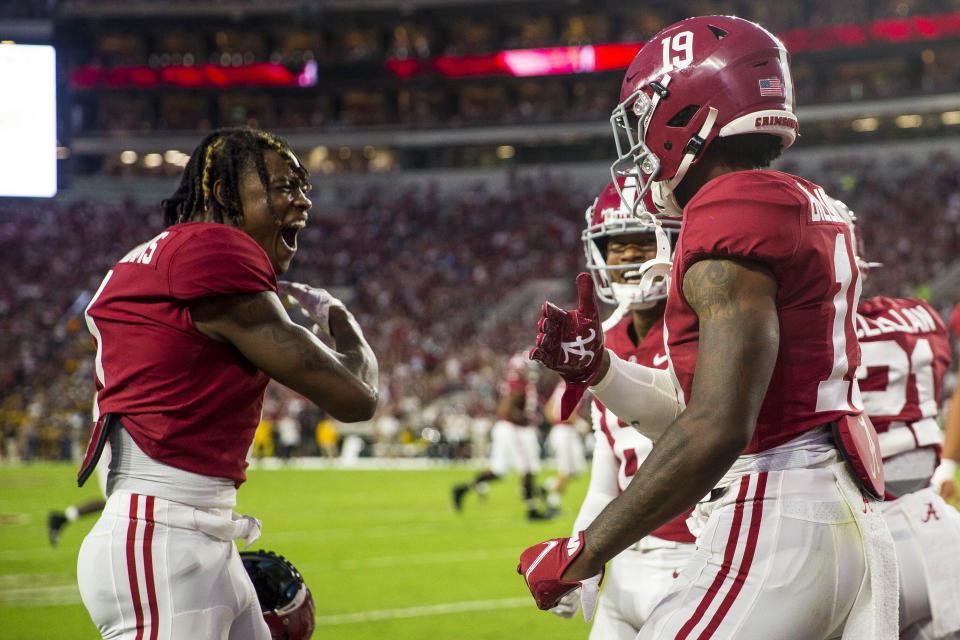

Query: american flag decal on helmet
[759,78,783,97]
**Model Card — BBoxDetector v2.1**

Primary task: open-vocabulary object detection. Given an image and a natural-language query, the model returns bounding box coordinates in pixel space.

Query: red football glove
[517,531,604,622]
[529,273,604,420]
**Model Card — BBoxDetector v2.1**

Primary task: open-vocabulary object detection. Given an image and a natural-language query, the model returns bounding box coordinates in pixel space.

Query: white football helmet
[582,177,680,314]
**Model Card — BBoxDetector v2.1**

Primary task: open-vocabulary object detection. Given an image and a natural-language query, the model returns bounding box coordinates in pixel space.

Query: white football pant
[637,467,889,640]
[882,488,960,640]
[78,492,270,640]
[548,424,586,478]
[590,540,695,640]
[489,421,540,476]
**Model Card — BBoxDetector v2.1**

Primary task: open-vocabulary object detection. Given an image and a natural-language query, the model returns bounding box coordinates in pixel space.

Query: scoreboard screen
[0,44,57,198]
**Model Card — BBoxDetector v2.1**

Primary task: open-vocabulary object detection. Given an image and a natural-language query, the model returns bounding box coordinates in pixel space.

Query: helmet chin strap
[666,105,719,194]
[650,180,683,218]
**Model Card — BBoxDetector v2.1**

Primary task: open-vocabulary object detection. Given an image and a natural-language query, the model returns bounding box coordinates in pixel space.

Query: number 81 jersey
[855,296,951,438]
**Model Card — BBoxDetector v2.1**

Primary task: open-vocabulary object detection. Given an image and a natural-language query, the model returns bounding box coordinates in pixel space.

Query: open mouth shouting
[280,219,306,252]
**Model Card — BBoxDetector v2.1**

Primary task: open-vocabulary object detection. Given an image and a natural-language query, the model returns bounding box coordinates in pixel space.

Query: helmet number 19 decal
[661,31,694,69]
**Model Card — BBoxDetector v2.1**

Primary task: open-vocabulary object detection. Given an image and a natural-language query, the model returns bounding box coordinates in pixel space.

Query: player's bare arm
[192,290,378,422]
[936,373,960,502]
[497,390,527,424]
[561,257,779,581]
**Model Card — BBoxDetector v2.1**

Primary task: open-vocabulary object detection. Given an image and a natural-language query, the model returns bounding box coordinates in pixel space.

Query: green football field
[0,462,592,640]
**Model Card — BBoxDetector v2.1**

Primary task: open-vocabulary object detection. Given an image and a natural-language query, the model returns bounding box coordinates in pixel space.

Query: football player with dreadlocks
[76,127,378,640]
[519,16,898,639]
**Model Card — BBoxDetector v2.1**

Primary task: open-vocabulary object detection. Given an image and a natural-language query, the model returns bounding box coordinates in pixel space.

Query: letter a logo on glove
[561,329,597,364]
[530,273,605,420]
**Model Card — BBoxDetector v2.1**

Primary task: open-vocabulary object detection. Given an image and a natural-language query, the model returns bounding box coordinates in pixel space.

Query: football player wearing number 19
[76,127,378,640]
[849,215,960,640]
[519,15,898,640]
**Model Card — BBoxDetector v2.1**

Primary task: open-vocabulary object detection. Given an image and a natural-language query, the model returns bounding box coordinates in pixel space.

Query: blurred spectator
[2,154,959,460]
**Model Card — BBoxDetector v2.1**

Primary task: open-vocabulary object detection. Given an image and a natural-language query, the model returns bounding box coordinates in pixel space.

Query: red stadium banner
[69,12,960,89]
[70,61,318,90]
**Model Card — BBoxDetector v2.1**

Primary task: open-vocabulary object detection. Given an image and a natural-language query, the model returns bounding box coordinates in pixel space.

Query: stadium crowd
[1,155,958,463]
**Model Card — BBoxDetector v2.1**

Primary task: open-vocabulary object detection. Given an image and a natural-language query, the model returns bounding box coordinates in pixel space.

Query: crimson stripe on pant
[142,496,159,640]
[676,474,766,639]
[698,472,767,638]
[125,494,145,640]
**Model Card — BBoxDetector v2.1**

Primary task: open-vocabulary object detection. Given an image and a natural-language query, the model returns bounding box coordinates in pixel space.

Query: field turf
[0,462,591,639]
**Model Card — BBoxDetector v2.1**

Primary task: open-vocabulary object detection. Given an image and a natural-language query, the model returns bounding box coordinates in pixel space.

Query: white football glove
[931,459,958,501]
[549,588,580,619]
[278,281,345,337]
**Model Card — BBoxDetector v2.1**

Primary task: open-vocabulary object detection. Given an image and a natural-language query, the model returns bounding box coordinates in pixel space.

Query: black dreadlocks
[161,127,310,227]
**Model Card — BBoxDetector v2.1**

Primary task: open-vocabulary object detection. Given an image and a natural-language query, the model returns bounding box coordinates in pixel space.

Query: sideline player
[849,214,960,639]
[452,353,553,520]
[550,180,696,636]
[76,127,378,639]
[540,379,587,516]
[519,16,898,639]
[48,441,108,546]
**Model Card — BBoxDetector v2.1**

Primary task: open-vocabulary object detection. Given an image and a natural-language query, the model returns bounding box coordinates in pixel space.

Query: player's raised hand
[529,273,604,419]
[278,281,345,337]
[517,531,604,622]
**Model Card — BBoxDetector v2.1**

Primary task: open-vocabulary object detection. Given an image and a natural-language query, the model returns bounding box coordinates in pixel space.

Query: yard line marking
[0,584,82,606]
[265,517,524,542]
[0,573,73,586]
[337,547,519,570]
[314,597,532,625]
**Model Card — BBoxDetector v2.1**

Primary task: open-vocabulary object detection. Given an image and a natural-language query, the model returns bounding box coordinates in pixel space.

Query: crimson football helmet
[582,177,680,312]
[241,550,316,640]
[611,15,798,217]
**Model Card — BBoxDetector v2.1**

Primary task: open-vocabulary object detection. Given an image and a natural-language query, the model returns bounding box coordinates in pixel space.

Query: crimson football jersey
[84,222,278,484]
[950,302,960,338]
[592,316,694,543]
[666,170,863,454]
[855,297,951,435]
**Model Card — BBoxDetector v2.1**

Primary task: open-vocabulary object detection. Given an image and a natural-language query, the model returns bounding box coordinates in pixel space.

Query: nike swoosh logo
[653,354,669,366]
[525,540,558,581]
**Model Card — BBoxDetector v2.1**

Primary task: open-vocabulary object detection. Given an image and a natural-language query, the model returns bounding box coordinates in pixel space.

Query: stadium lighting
[164,150,181,164]
[851,117,879,132]
[120,150,138,164]
[496,145,515,159]
[942,111,960,125]
[143,153,163,168]
[894,114,923,128]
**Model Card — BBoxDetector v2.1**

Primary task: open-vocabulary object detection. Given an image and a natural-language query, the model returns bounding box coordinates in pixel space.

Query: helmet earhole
[664,141,672,150]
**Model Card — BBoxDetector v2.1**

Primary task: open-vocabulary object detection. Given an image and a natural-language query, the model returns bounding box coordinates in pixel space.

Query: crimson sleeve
[676,171,804,282]
[167,226,278,300]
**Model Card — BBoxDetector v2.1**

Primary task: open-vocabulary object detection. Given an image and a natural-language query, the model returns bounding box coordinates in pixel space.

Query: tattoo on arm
[683,259,741,323]
[220,292,340,374]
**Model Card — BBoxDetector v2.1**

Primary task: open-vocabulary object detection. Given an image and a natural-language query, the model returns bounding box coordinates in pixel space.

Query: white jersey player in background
[550,179,696,636]
[848,204,960,640]
[541,379,588,516]
[452,353,554,520]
